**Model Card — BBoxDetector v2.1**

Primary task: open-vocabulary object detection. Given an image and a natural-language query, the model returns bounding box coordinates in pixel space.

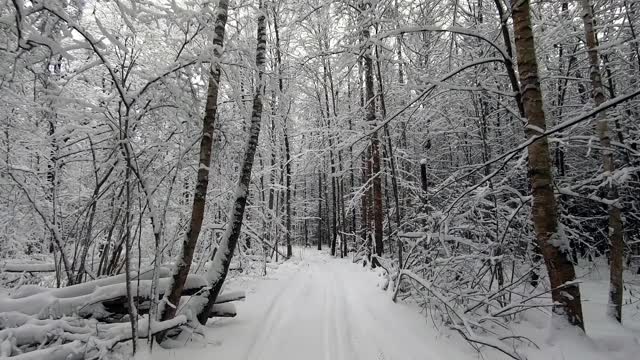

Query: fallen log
[0,279,246,358]
[10,266,172,299]
[102,290,245,319]
[0,274,205,319]
[214,290,245,304]
[4,340,87,360]
[2,315,188,359]
[0,320,92,347]
[1,263,56,273]
[209,303,236,318]
[0,312,93,331]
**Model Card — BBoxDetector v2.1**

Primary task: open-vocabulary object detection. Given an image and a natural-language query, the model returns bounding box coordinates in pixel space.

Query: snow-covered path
[145,248,469,360]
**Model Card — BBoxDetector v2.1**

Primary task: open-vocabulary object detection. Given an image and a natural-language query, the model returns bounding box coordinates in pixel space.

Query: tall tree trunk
[317,170,323,250]
[284,129,292,258]
[318,47,338,257]
[304,176,309,247]
[420,160,428,194]
[494,0,525,118]
[195,1,267,325]
[511,0,584,330]
[375,42,402,266]
[579,0,625,323]
[347,77,358,249]
[362,149,371,261]
[160,0,230,325]
[323,171,331,248]
[124,165,137,353]
[325,43,340,258]
[357,56,369,255]
[361,9,383,262]
[272,8,292,259]
[42,55,73,286]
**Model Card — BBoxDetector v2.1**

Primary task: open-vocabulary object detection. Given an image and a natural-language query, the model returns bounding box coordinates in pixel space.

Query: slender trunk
[284,132,292,258]
[75,146,114,283]
[375,43,402,266]
[357,56,368,253]
[318,171,323,251]
[579,0,624,323]
[319,51,338,256]
[511,0,584,330]
[160,0,230,326]
[323,171,330,248]
[304,177,309,247]
[330,155,338,256]
[361,150,370,260]
[43,59,74,285]
[494,0,525,117]
[195,2,267,324]
[267,121,276,248]
[124,165,137,353]
[420,160,428,194]
[272,9,292,259]
[553,2,573,178]
[362,13,383,261]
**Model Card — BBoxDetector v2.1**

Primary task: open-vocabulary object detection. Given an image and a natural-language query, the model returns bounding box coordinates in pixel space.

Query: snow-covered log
[102,290,244,319]
[5,340,87,360]
[1,262,56,273]
[0,321,92,347]
[0,273,204,319]
[0,312,92,330]
[0,315,188,359]
[208,303,237,318]
[9,266,171,299]
[213,290,245,304]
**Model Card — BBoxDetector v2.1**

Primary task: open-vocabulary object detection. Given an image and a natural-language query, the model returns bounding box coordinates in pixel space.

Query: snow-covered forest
[1,0,639,359]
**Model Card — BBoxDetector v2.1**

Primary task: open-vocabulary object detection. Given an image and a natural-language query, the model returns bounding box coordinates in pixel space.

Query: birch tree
[579,0,625,323]
[160,0,230,326]
[511,0,584,329]
[195,0,268,325]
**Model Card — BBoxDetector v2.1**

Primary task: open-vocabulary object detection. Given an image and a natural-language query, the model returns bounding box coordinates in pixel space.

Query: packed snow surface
[137,248,640,360]
[139,248,470,360]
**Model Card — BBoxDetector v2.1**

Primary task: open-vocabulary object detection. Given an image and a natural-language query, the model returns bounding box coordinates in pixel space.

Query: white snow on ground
[518,264,640,360]
[138,247,473,360]
[136,248,640,360]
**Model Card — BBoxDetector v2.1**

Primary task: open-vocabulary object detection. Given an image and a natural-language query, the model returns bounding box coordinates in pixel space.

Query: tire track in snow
[338,261,440,360]
[321,267,334,360]
[330,266,361,360]
[206,249,467,360]
[242,268,312,359]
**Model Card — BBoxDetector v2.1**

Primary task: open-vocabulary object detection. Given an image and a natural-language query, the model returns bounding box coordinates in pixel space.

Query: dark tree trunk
[317,171,323,250]
[160,0,230,325]
[580,0,625,323]
[511,0,584,330]
[272,8,292,259]
[361,9,383,262]
[195,2,267,325]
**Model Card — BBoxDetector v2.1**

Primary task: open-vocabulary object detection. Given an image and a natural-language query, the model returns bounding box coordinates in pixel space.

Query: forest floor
[135,248,640,360]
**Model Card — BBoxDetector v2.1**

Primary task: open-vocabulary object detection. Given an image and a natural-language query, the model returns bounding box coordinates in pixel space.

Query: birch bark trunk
[160,0,230,325]
[511,0,584,329]
[579,0,625,323]
[196,1,267,324]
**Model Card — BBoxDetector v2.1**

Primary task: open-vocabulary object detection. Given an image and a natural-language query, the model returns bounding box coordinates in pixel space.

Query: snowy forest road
[149,248,469,360]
